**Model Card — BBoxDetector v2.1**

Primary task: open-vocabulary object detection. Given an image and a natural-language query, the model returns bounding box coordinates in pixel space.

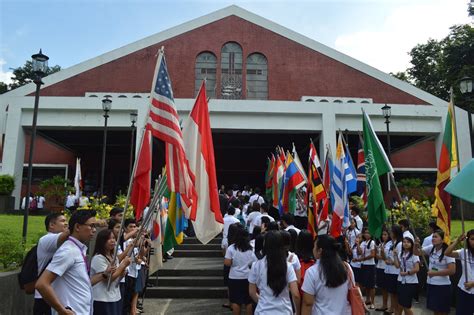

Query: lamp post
[99,97,112,199]
[22,50,49,242]
[459,76,473,157]
[382,104,393,223]
[129,112,138,179]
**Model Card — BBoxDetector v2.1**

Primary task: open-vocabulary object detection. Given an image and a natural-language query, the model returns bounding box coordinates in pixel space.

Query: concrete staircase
[147,237,227,299]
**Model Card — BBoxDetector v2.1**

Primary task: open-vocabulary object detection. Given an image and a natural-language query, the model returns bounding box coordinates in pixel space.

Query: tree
[0,82,8,94]
[8,61,61,90]
[389,71,411,83]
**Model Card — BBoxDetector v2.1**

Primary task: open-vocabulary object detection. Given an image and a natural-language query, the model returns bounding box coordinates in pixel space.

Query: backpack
[18,245,49,294]
[30,197,38,210]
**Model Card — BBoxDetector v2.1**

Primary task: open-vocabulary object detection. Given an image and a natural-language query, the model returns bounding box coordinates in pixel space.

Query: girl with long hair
[359,227,376,309]
[301,234,352,314]
[90,229,130,315]
[350,233,363,286]
[296,230,315,296]
[445,229,474,315]
[223,222,241,310]
[393,235,420,315]
[375,227,390,312]
[224,224,257,315]
[282,230,302,285]
[384,224,403,314]
[248,231,300,314]
[418,229,456,315]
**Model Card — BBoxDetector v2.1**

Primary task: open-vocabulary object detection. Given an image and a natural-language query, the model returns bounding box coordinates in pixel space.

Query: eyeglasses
[81,223,97,229]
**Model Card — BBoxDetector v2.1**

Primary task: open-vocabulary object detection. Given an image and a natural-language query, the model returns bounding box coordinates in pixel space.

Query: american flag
[146,51,195,205]
[356,134,367,206]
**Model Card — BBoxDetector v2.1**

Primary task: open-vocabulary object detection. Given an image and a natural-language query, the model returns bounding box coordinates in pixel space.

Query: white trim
[0,5,447,106]
[393,167,437,172]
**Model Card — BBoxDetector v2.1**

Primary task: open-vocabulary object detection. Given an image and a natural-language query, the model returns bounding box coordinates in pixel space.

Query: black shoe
[164,253,173,259]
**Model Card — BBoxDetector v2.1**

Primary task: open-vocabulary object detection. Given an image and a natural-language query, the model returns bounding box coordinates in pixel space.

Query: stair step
[149,276,223,287]
[183,237,222,245]
[173,250,223,258]
[147,286,228,298]
[176,243,222,251]
[157,269,223,277]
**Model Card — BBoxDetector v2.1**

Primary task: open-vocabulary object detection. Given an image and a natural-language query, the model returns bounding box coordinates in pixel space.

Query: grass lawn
[0,214,47,249]
[451,219,474,239]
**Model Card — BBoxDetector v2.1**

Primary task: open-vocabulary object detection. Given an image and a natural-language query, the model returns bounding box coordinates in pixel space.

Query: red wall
[390,139,437,168]
[36,16,427,105]
[24,134,76,166]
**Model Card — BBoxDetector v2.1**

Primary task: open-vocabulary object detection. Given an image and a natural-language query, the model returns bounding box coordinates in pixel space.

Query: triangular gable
[1,5,447,106]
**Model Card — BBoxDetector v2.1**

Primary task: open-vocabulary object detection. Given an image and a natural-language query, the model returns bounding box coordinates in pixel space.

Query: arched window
[246,53,268,100]
[221,42,242,99]
[195,52,217,98]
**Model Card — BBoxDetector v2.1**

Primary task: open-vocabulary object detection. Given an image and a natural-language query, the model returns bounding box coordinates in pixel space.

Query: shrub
[389,198,433,239]
[39,176,73,206]
[0,231,24,269]
[397,178,433,202]
[0,175,15,195]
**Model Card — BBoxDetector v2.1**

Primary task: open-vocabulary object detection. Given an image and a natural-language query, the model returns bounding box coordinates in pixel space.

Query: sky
[0,0,472,85]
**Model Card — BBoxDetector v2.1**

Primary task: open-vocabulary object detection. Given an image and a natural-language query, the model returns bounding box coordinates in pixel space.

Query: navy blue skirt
[223,265,230,286]
[228,278,252,305]
[352,266,362,284]
[397,282,417,308]
[93,300,121,315]
[385,273,398,294]
[427,284,451,313]
[376,268,386,289]
[456,287,474,315]
[361,264,376,289]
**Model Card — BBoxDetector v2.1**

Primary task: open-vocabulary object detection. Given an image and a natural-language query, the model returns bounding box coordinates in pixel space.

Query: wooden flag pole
[448,87,468,283]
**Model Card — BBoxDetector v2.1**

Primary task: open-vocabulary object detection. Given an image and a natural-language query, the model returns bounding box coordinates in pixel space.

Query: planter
[0,195,15,213]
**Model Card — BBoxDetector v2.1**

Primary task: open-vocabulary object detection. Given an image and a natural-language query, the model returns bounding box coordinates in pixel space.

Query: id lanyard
[68,237,90,274]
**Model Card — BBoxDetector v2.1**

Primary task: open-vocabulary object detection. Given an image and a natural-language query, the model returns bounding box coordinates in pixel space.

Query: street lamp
[99,96,112,199]
[459,76,473,157]
[22,49,49,242]
[129,112,138,178]
[382,104,393,223]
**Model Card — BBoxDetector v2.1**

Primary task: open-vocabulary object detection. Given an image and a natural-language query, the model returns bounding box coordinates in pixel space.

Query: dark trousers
[33,298,51,315]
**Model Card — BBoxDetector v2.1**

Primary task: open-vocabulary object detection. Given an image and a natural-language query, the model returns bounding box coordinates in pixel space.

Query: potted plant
[39,176,72,213]
[0,174,15,212]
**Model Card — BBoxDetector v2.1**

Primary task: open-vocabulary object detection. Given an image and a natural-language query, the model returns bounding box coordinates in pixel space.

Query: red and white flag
[145,50,195,207]
[130,130,152,221]
[182,81,224,244]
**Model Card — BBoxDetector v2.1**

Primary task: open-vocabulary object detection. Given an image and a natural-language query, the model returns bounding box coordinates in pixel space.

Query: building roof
[1,5,447,106]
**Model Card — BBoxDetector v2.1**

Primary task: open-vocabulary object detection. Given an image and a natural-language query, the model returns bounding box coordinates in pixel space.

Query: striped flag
[280,154,306,214]
[272,152,285,209]
[356,135,367,206]
[321,146,333,223]
[265,155,275,201]
[146,50,195,209]
[292,143,308,182]
[432,101,458,242]
[307,141,327,237]
[182,81,224,244]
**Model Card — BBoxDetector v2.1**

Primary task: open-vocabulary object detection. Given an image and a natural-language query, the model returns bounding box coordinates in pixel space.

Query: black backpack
[18,245,44,294]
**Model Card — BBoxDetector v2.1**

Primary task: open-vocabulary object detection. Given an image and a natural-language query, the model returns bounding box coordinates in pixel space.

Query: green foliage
[9,60,61,90]
[0,82,8,94]
[76,194,134,220]
[397,177,433,202]
[389,198,433,239]
[39,176,72,206]
[0,174,15,195]
[389,71,411,83]
[0,231,24,269]
[114,194,135,218]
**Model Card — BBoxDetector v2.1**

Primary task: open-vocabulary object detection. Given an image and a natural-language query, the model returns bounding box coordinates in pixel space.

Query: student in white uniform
[281,230,302,285]
[384,225,403,315]
[253,203,275,228]
[36,210,98,315]
[248,231,300,315]
[301,234,353,315]
[248,188,265,205]
[345,218,359,249]
[34,213,69,315]
[224,225,257,315]
[350,234,363,286]
[445,229,474,315]
[375,227,390,312]
[246,203,263,234]
[393,233,420,315]
[418,229,456,315]
[359,227,376,309]
[222,206,240,254]
[281,213,301,234]
[90,229,130,314]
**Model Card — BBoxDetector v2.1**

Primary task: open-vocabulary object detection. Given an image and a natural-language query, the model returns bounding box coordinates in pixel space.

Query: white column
[454,107,472,167]
[320,110,337,162]
[1,105,25,208]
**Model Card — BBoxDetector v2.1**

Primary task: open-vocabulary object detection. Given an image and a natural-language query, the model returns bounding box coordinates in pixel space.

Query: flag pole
[448,87,468,284]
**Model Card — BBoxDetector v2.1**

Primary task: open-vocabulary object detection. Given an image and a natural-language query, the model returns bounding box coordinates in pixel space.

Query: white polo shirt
[253,213,275,228]
[90,254,121,302]
[284,225,301,234]
[47,237,92,315]
[423,245,455,285]
[350,246,362,269]
[35,232,60,299]
[249,194,264,205]
[385,241,402,275]
[456,249,474,294]
[361,240,376,265]
[225,244,257,279]
[397,253,420,284]
[246,211,261,234]
[221,214,240,249]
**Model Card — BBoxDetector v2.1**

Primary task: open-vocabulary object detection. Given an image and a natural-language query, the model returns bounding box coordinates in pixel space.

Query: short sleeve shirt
[301,261,352,315]
[287,252,301,272]
[376,243,387,269]
[361,240,376,265]
[35,232,60,298]
[90,254,121,302]
[225,244,257,279]
[248,258,297,315]
[456,249,474,294]
[423,245,455,285]
[47,237,92,315]
[350,246,361,269]
[385,241,402,275]
[397,253,420,284]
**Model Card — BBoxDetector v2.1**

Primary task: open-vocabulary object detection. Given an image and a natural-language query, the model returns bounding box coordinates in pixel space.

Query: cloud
[0,59,13,85]
[334,0,471,73]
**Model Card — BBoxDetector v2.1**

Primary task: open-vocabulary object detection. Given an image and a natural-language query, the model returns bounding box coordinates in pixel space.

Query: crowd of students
[220,192,474,315]
[32,208,152,315]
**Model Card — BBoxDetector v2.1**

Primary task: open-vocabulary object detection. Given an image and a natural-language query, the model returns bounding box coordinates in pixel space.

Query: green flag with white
[362,110,394,238]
